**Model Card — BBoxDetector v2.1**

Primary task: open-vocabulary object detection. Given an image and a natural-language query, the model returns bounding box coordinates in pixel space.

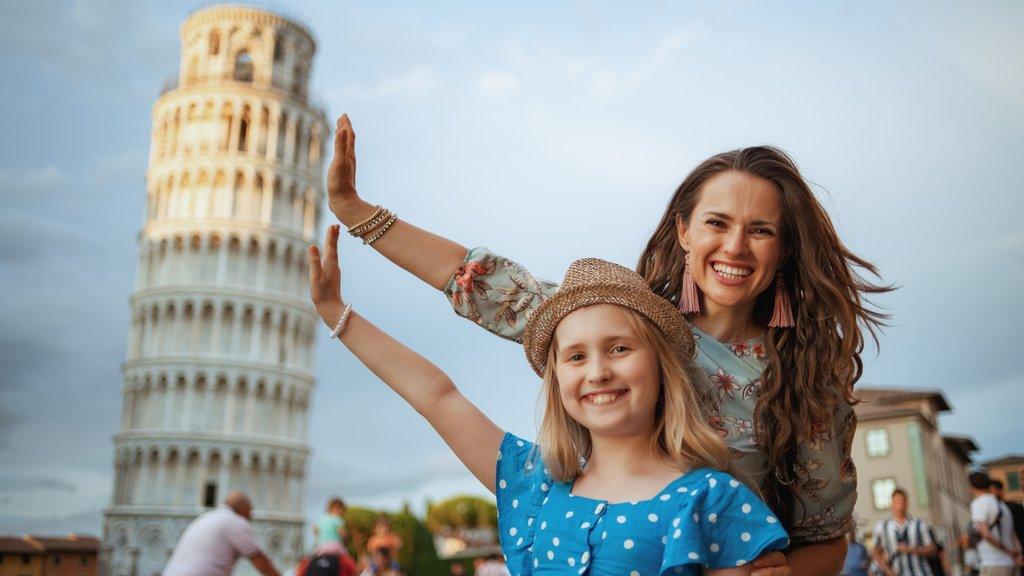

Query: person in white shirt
[163,490,282,576]
[473,554,511,576]
[969,472,1023,576]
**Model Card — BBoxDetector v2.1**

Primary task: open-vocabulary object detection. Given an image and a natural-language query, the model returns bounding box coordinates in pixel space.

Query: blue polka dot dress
[496,433,789,576]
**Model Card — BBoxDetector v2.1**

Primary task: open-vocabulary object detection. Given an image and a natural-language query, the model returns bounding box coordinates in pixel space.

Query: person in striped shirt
[871,488,937,576]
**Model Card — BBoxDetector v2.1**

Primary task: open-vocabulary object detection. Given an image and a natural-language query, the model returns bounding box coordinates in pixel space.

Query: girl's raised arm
[309,224,504,492]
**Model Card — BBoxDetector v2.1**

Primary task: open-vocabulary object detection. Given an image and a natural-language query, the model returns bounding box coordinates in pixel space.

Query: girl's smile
[580,389,629,406]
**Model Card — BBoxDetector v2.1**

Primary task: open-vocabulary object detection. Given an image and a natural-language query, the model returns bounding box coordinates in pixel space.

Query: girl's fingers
[324,224,340,264]
[337,129,347,156]
[307,245,321,282]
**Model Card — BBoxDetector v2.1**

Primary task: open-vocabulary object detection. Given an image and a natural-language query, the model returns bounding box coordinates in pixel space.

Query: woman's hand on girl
[750,550,790,576]
[308,224,345,328]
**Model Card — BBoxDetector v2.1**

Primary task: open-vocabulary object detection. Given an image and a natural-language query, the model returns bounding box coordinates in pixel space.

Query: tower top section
[178,4,317,98]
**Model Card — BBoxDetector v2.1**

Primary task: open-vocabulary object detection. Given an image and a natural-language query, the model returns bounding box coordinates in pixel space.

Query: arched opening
[238,107,251,152]
[233,51,254,82]
[273,35,284,62]
[209,30,220,55]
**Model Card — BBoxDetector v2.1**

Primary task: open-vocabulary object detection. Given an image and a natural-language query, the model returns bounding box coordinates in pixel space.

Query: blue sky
[0,0,1022,535]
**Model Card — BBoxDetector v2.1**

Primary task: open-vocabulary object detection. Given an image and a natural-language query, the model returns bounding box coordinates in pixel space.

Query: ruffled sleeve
[789,401,858,545]
[661,470,789,575]
[495,433,549,576]
[443,247,559,343]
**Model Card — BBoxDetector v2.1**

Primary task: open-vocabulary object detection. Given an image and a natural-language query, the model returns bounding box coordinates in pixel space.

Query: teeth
[586,392,623,405]
[712,263,752,278]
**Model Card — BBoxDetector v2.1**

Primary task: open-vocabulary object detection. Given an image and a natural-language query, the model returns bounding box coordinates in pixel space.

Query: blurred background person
[872,488,937,576]
[163,490,281,576]
[842,531,870,576]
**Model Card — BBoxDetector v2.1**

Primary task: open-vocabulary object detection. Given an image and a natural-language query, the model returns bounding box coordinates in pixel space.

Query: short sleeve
[443,247,559,343]
[662,471,789,574]
[789,401,858,545]
[971,496,994,524]
[226,517,261,557]
[495,433,550,575]
[919,522,934,546]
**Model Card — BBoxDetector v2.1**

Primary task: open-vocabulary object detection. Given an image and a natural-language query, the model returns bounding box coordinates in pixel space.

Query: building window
[866,428,890,457]
[873,478,897,510]
[1008,471,1021,491]
[53,554,62,566]
[204,481,218,507]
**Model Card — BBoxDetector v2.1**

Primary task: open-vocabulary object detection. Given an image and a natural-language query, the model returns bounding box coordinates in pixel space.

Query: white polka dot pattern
[494,434,788,575]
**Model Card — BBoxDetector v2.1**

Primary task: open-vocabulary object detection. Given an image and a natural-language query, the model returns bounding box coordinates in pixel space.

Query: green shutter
[908,423,930,506]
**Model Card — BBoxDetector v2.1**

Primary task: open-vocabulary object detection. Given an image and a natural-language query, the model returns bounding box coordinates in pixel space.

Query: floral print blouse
[444,247,858,546]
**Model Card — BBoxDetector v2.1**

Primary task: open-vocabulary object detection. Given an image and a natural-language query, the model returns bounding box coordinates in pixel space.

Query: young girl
[309,226,787,575]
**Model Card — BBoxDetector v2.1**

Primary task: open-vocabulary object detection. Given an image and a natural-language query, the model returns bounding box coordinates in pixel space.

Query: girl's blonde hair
[536,307,732,482]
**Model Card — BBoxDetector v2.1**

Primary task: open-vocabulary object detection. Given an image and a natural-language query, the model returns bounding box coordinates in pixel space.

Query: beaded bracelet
[351,209,392,238]
[364,214,398,245]
[329,303,353,339]
[346,205,385,236]
[348,210,389,237]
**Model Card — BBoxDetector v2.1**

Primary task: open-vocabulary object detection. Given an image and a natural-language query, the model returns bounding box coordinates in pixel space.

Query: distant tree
[342,506,381,562]
[425,495,498,533]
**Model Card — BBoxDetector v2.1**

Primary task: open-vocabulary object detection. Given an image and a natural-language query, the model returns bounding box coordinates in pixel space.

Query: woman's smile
[709,260,755,285]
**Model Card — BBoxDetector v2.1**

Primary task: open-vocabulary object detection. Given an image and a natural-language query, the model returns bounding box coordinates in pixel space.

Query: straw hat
[522,258,696,376]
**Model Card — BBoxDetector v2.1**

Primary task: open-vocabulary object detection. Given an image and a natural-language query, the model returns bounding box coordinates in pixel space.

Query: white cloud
[0,166,65,199]
[585,23,707,98]
[330,67,440,101]
[92,149,148,182]
[478,71,520,97]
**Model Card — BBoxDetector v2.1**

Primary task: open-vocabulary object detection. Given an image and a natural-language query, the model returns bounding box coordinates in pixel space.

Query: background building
[982,454,1024,504]
[101,5,327,576]
[851,387,978,567]
[0,534,100,576]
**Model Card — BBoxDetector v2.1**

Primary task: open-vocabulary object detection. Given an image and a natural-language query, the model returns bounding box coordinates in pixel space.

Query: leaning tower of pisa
[102,6,328,576]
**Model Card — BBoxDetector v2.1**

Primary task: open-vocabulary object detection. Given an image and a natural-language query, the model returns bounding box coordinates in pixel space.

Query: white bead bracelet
[330,303,353,339]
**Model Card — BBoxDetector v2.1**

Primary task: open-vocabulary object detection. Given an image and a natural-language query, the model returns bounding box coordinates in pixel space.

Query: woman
[326,115,890,575]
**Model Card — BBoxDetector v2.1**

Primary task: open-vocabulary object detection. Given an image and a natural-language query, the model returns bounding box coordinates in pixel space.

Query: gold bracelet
[346,205,384,236]
[349,208,391,238]
[364,214,398,245]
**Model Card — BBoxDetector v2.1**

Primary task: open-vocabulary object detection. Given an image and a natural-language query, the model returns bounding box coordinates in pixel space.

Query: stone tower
[102,5,327,575]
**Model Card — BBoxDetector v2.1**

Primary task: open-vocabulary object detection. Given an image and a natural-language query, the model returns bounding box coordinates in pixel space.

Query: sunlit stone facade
[102,5,327,575]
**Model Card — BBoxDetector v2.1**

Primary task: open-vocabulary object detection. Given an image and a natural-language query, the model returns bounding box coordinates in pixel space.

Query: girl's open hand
[327,114,358,220]
[308,224,345,327]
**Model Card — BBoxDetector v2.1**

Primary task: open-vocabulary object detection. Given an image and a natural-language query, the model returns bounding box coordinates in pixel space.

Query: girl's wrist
[318,300,346,328]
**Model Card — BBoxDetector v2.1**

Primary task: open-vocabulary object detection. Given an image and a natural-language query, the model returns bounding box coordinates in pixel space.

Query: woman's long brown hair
[635,146,891,529]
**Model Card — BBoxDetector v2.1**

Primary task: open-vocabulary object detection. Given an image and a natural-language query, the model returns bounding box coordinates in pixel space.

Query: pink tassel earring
[678,253,700,315]
[768,271,795,328]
